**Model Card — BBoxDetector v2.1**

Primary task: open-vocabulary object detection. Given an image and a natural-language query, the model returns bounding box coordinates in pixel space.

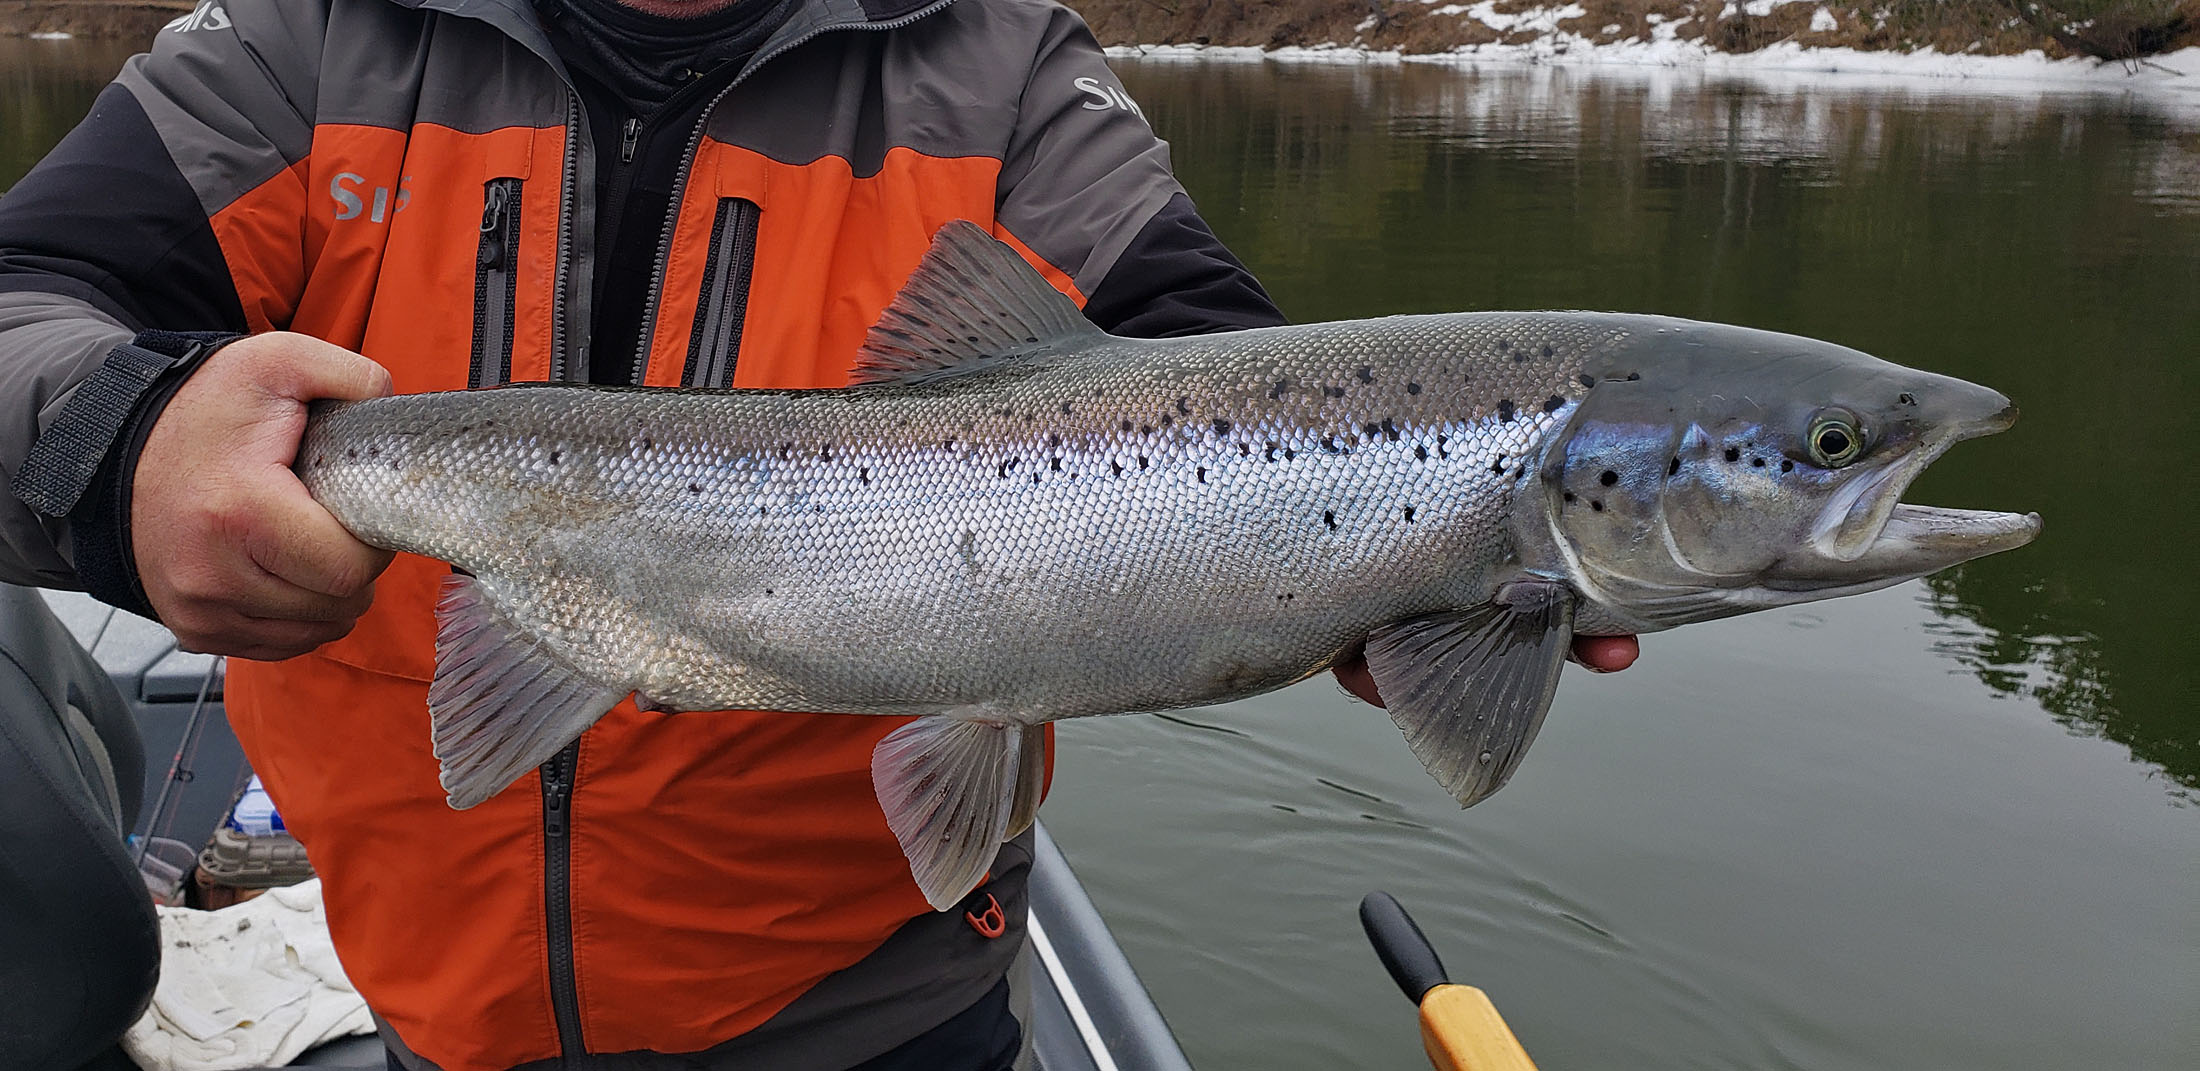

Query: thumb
[246,332,394,404]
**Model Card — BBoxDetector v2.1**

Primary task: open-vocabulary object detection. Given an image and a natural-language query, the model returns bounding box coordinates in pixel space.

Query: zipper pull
[541,761,567,837]
[620,117,641,165]
[477,184,510,268]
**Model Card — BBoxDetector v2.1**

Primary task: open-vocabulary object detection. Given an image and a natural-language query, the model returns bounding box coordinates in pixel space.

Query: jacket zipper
[626,0,961,386]
[683,198,761,388]
[541,742,585,1055]
[550,94,585,382]
[470,178,523,388]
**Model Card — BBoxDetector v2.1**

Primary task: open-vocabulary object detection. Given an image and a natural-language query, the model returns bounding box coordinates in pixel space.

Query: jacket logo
[1074,76,1145,120]
[164,1,230,32]
[331,173,412,223]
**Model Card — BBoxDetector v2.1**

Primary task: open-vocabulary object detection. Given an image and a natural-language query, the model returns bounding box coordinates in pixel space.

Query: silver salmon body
[300,223,2040,908]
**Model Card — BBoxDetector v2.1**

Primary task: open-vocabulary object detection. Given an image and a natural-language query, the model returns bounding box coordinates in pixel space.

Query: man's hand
[1333,634,1639,707]
[132,332,395,660]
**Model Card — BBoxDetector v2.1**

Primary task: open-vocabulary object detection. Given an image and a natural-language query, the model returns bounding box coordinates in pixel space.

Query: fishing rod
[131,653,225,872]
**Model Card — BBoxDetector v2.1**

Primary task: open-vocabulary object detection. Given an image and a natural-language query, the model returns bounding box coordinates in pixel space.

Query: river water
[6,34,2195,1071]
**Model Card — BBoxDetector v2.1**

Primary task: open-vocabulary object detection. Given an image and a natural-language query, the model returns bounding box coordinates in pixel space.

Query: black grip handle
[1360,890,1451,1003]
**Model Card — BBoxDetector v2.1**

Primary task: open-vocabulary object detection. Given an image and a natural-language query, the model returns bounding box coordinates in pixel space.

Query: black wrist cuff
[10,330,243,618]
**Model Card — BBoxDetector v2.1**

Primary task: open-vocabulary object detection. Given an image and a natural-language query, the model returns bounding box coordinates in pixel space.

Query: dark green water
[7,38,2195,1071]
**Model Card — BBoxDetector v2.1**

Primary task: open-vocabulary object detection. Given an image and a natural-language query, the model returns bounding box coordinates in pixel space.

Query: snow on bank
[1109,30,2200,108]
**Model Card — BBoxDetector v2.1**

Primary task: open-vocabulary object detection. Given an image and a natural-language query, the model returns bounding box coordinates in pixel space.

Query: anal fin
[430,575,625,810]
[1006,724,1047,839]
[871,717,1025,910]
[1363,582,1576,807]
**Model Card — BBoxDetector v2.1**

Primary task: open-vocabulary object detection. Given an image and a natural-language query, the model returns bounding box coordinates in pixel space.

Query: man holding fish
[0,0,1652,1067]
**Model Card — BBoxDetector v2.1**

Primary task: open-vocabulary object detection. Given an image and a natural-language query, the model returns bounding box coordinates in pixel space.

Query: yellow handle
[1418,983,1538,1071]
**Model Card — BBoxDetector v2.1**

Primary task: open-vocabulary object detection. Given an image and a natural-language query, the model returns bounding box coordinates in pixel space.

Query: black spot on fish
[1239,443,1251,457]
[1625,372,1641,381]
[1061,402,1073,415]
[1540,344,1554,358]
[1160,414,1172,427]
[1600,470,1618,486]
[1284,448,1297,460]
[1403,506,1416,522]
[859,467,870,484]
[1496,400,1515,422]
[1490,458,1506,475]
[1669,457,1681,476]
[1436,435,1450,459]
[1031,473,1040,485]
[1543,396,1565,413]
[1141,425,1154,436]
[1023,413,1036,423]
[1407,382,1422,395]
[1270,378,1290,400]
[548,450,561,465]
[1111,460,1124,476]
[1751,457,1765,468]
[998,459,1016,478]
[312,454,324,467]
[1265,442,1279,462]
[1050,457,1062,471]
[1725,447,1742,463]
[1513,466,1526,478]
[818,447,832,462]
[1213,417,1232,435]
[943,437,957,449]
[1047,434,1062,448]
[1363,422,1382,439]
[1590,499,1604,512]
[1196,467,1207,483]
[366,446,380,458]
[1138,456,1149,469]
[1781,459,1794,472]
[764,589,774,596]
[759,506,769,516]
[1578,373,1596,388]
[1177,396,1191,416]
[966,335,979,343]
[1564,491,1577,503]
[1121,420,1133,433]
[1497,339,1512,351]
[1320,436,1341,454]
[1415,445,1429,461]
[1357,366,1375,384]
[1380,418,1400,442]
[780,443,793,460]
[688,483,702,494]
[640,437,653,450]
[1324,510,1337,530]
[1325,386,1346,398]
[1899,392,1918,406]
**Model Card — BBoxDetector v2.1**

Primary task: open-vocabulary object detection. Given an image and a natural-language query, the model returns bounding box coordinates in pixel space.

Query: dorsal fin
[850,220,1103,387]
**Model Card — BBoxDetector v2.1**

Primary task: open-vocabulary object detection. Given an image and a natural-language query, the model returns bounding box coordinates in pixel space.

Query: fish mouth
[1805,403,2041,578]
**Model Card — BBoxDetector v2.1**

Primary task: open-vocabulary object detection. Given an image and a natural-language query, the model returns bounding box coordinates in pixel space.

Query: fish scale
[299,222,2038,909]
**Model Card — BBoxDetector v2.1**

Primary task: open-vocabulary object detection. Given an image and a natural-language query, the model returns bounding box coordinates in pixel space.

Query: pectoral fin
[1363,583,1577,807]
[429,575,625,809]
[871,717,1030,910]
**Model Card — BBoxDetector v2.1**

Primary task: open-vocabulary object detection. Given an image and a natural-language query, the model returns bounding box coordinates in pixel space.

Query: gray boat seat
[0,584,158,1071]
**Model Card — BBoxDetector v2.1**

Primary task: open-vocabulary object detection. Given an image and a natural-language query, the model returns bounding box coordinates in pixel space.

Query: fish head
[1533,321,2041,630]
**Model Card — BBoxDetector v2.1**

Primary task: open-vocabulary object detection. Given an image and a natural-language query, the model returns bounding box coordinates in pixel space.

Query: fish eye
[1806,410,1865,468]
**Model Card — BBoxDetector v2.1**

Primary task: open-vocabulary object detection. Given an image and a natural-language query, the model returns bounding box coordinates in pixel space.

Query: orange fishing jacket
[0,0,1282,1067]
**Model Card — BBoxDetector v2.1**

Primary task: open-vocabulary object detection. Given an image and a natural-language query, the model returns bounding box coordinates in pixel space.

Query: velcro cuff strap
[12,334,222,518]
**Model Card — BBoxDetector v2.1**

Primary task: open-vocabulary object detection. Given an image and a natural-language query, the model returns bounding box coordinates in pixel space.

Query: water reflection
[0,37,141,192]
[1120,56,2200,796]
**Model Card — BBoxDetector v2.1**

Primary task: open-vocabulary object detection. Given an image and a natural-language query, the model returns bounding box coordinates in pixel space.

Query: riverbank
[1072,0,2200,59]
[0,0,187,39]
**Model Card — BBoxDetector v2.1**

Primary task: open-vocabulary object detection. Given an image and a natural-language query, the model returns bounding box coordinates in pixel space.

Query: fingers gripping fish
[299,222,2041,910]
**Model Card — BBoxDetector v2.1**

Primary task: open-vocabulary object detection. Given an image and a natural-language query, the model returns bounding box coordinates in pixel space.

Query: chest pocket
[682,197,761,388]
